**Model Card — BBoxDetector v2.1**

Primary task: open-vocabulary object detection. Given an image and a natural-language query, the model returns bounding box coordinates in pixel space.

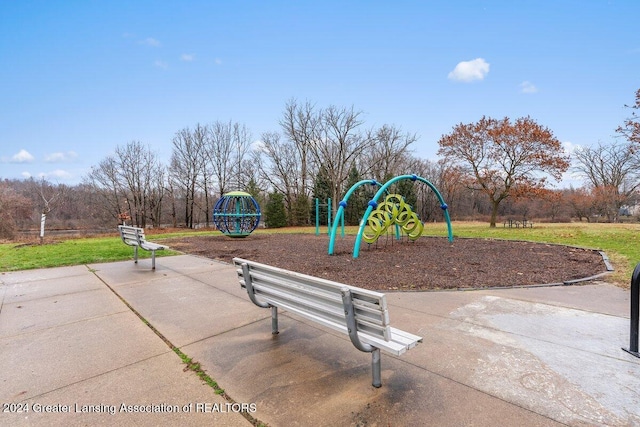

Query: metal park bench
[118,225,168,270]
[233,257,422,388]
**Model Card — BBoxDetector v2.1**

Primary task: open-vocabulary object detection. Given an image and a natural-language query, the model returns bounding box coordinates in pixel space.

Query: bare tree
[114,141,164,228]
[168,121,252,228]
[231,122,253,190]
[170,127,207,228]
[573,141,640,221]
[361,124,417,181]
[146,163,166,227]
[86,156,124,223]
[404,158,462,221]
[617,88,640,146]
[31,178,63,243]
[191,124,212,226]
[0,181,32,239]
[255,132,302,224]
[312,105,373,214]
[280,99,319,202]
[206,121,238,197]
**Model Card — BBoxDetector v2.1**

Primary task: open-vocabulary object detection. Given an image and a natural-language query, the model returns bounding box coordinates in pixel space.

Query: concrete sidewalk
[1,254,639,426]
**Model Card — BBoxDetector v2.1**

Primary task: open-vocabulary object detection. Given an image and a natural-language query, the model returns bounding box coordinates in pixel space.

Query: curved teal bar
[328,179,379,255]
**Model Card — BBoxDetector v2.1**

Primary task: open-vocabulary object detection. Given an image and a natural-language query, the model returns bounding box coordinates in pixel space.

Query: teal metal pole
[315,198,319,236]
[328,204,345,254]
[327,198,331,235]
[353,204,374,258]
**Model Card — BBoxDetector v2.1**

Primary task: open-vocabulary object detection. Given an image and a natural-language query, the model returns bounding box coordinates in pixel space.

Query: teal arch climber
[328,179,380,255]
[328,174,453,258]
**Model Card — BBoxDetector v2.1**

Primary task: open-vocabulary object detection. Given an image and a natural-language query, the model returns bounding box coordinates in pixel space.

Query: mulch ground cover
[163,233,609,291]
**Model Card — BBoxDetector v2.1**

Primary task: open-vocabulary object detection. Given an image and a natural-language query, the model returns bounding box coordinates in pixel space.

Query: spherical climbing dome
[212,191,261,238]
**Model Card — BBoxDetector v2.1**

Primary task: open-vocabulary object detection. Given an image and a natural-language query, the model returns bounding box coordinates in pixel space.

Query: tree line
[1,89,639,239]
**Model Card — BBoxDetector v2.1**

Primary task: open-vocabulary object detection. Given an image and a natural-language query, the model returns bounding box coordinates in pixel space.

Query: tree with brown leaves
[437,116,570,227]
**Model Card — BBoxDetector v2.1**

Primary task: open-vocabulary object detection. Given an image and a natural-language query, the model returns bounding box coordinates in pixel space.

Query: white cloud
[21,171,32,179]
[562,140,580,155]
[46,169,72,179]
[181,53,195,62]
[447,58,490,82]
[519,81,538,94]
[560,170,584,188]
[140,37,161,47]
[11,149,35,163]
[154,60,168,69]
[251,140,266,152]
[34,169,72,181]
[45,151,78,163]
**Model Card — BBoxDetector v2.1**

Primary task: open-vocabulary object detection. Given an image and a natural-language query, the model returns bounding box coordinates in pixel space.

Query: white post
[40,213,46,243]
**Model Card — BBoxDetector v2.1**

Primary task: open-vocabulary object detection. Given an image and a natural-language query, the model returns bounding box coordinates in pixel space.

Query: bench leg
[151,250,156,270]
[372,348,381,388]
[134,246,138,263]
[271,306,279,335]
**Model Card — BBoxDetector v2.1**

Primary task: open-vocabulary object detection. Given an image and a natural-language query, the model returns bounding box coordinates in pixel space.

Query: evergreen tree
[264,192,287,228]
[396,178,418,209]
[244,178,265,212]
[344,166,368,226]
[311,166,332,225]
[292,195,311,226]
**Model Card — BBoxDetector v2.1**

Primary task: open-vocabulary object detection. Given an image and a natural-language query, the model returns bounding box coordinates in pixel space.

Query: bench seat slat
[140,241,168,251]
[260,296,410,355]
[245,272,390,327]
[239,269,393,339]
[246,270,346,304]
[249,282,392,339]
[389,327,423,349]
[247,269,387,313]
[236,261,388,301]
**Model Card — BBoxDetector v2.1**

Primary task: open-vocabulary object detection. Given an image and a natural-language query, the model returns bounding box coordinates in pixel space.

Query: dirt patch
[163,233,609,291]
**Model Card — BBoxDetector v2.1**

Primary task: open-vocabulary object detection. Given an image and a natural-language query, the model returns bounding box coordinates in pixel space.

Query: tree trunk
[489,201,499,228]
[39,213,46,244]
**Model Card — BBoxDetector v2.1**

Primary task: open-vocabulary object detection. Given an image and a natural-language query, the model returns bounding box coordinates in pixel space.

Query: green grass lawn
[0,234,179,272]
[1,222,639,287]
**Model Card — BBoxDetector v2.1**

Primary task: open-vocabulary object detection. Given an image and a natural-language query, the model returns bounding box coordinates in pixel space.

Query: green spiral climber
[362,194,424,244]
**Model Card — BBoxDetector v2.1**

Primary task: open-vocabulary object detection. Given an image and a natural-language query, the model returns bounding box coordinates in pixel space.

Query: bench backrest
[118,225,146,246]
[233,257,392,342]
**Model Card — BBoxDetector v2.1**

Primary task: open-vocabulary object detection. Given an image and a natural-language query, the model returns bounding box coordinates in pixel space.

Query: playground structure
[328,174,453,258]
[315,198,345,236]
[213,191,261,238]
[362,193,424,244]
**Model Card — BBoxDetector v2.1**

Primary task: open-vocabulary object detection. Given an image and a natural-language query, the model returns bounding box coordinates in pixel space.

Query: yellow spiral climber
[362,194,424,244]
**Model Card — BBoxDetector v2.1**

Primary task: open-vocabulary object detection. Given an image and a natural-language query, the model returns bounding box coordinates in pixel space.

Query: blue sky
[1,1,638,186]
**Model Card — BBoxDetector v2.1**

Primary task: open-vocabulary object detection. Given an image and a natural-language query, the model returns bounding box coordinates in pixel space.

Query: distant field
[1,221,639,287]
